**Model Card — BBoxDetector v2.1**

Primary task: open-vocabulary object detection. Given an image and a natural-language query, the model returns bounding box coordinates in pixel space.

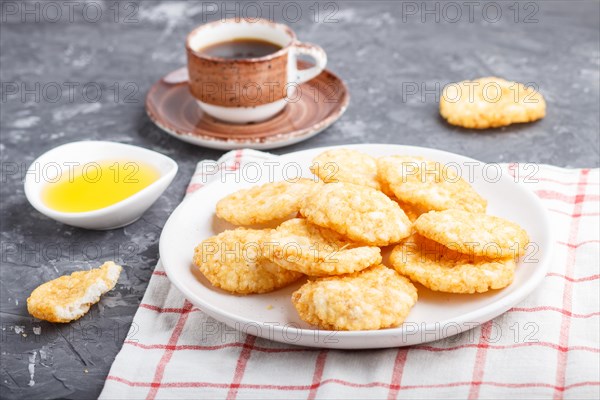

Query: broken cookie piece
[27,261,122,323]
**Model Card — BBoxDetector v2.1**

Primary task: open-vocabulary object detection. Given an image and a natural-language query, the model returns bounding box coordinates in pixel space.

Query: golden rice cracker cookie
[264,218,382,276]
[27,261,122,323]
[216,178,317,226]
[299,182,412,246]
[396,200,429,223]
[193,228,302,294]
[414,209,530,258]
[390,234,516,294]
[377,155,487,213]
[310,148,381,190]
[440,77,546,129]
[291,265,417,330]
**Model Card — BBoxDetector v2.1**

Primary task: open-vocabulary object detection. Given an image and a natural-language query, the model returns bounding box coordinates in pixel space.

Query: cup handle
[289,42,327,84]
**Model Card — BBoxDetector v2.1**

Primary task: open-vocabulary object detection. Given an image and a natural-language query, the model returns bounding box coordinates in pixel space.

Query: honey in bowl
[42,159,160,213]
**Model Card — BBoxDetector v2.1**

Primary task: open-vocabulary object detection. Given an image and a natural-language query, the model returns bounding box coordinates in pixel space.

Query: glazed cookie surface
[440,76,546,129]
[300,182,412,246]
[292,265,418,330]
[27,261,122,323]
[216,179,317,225]
[194,228,303,294]
[310,148,381,190]
[390,234,516,294]
[377,156,487,213]
[264,218,382,276]
[414,209,529,258]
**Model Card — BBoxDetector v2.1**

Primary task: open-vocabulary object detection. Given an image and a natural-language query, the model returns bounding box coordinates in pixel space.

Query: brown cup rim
[185,18,297,63]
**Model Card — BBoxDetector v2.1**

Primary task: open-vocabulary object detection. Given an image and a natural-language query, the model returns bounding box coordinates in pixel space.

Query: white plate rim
[159,144,553,348]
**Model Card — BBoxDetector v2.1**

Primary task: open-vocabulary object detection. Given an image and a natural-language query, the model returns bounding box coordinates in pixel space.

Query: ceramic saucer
[145,64,350,150]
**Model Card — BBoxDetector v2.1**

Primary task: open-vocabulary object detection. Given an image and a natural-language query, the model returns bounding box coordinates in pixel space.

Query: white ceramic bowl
[24,141,178,230]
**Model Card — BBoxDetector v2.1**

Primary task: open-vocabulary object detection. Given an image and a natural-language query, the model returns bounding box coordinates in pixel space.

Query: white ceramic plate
[159,144,552,349]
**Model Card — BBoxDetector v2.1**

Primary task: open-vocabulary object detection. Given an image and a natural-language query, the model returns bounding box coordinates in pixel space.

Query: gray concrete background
[1,1,598,398]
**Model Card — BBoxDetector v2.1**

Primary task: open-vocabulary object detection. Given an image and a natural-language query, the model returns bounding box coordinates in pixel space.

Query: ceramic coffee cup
[186,18,327,124]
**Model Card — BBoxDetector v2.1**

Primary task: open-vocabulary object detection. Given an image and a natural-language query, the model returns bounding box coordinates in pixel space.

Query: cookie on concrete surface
[440,77,546,129]
[27,261,122,323]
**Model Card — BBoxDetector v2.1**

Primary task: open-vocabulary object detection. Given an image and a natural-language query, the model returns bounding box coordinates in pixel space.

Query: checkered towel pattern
[99,149,600,400]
